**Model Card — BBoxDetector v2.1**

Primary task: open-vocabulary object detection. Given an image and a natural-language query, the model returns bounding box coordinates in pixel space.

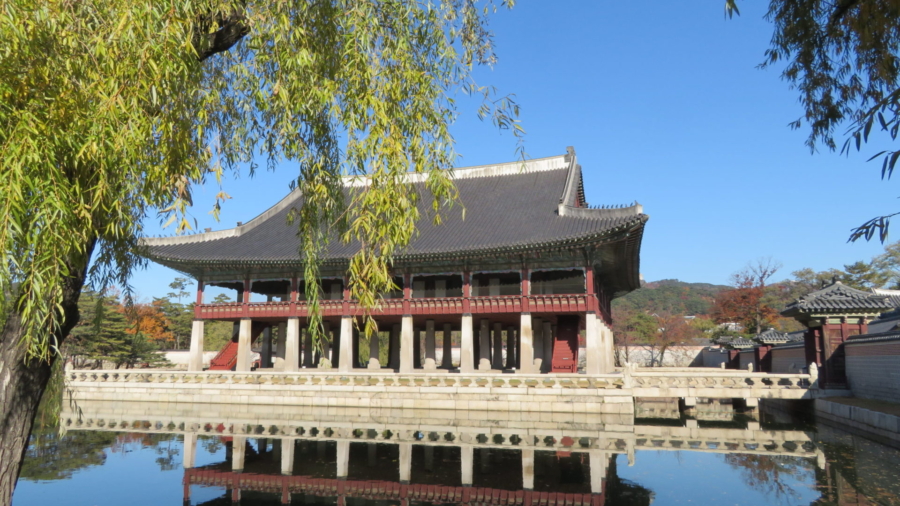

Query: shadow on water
[11,399,900,506]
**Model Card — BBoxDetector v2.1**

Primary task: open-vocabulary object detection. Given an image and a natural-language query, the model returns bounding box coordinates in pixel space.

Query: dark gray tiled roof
[755,328,791,344]
[863,312,900,334]
[143,152,647,271]
[781,281,894,317]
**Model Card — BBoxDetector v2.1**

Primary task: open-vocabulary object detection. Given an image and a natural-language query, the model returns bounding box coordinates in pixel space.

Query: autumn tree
[712,259,782,335]
[0,1,519,500]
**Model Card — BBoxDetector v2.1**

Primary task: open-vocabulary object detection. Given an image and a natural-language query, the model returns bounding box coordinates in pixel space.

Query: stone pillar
[492,322,504,369]
[368,322,381,369]
[274,321,287,370]
[390,323,401,369]
[183,433,197,469]
[188,320,205,372]
[604,322,615,372]
[442,323,453,368]
[585,312,603,374]
[281,440,295,476]
[232,436,246,472]
[518,315,534,374]
[352,326,360,368]
[413,326,422,369]
[460,445,473,486]
[506,326,517,370]
[532,318,544,372]
[478,319,492,370]
[400,315,414,373]
[424,320,437,370]
[339,316,353,372]
[589,450,608,495]
[261,325,273,369]
[236,319,253,372]
[460,315,475,373]
[542,321,553,373]
[322,322,332,366]
[336,440,349,478]
[521,449,534,490]
[282,319,299,372]
[399,443,412,483]
[302,327,314,368]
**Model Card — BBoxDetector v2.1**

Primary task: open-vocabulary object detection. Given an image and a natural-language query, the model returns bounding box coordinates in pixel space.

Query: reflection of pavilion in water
[62,401,827,505]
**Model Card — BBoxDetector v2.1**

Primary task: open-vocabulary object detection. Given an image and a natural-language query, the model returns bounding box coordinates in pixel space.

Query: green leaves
[0,0,518,361]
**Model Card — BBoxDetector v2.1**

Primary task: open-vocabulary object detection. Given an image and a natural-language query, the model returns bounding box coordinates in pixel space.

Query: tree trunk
[0,245,92,506]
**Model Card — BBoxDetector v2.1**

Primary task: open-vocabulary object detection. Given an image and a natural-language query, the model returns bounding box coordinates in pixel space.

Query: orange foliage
[120,301,173,344]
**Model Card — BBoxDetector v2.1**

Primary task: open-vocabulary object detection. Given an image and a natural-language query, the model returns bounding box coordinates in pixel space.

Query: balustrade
[194,293,591,319]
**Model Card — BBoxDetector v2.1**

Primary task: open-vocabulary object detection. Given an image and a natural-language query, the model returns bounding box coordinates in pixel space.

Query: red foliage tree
[712,259,781,334]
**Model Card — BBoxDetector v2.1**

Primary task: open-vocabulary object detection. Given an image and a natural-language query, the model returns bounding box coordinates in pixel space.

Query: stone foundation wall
[845,336,900,403]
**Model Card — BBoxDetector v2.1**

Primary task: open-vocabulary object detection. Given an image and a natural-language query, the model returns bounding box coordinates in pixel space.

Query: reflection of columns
[390,323,401,369]
[232,436,247,472]
[236,319,253,372]
[492,322,503,369]
[400,316,414,373]
[589,450,609,495]
[519,314,534,374]
[585,312,602,374]
[281,440,295,476]
[506,326,516,369]
[542,321,553,373]
[522,449,534,490]
[478,319,492,370]
[188,320,205,371]
[399,443,412,483]
[461,446,473,486]
[424,446,435,472]
[339,316,353,372]
[533,318,544,370]
[336,440,349,478]
[424,320,437,369]
[442,323,453,368]
[368,323,381,369]
[183,433,197,469]
[303,327,314,367]
[460,315,474,373]
[284,318,300,372]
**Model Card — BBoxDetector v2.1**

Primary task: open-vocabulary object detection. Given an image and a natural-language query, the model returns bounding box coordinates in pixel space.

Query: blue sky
[131,1,898,300]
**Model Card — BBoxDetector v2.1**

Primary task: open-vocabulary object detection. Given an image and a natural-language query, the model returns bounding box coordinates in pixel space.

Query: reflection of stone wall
[845,337,900,403]
[816,422,900,503]
[769,345,805,373]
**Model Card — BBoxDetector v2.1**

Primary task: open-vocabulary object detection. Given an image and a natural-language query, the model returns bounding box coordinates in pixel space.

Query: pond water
[11,401,900,506]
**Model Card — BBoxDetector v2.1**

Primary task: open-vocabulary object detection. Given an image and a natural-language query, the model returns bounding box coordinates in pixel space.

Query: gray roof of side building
[781,281,895,317]
[140,148,648,293]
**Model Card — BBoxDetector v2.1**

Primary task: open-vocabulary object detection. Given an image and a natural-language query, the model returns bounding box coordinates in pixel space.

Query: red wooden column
[194,281,204,318]
[242,278,251,318]
[402,273,412,314]
[520,268,530,312]
[585,267,597,313]
[462,271,472,314]
[290,276,298,313]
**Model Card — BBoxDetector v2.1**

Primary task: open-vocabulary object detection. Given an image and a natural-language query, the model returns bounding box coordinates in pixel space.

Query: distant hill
[612,279,731,316]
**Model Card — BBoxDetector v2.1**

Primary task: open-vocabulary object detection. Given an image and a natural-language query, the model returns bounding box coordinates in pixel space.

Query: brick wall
[769,345,806,373]
[845,336,900,403]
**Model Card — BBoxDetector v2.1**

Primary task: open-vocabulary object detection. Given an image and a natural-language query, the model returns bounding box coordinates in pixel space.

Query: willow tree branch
[196,13,249,62]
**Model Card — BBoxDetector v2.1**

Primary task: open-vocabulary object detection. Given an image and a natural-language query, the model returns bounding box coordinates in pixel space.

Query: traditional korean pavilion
[142,147,648,375]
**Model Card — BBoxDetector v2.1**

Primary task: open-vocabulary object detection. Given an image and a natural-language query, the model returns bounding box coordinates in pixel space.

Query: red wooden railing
[194,294,592,319]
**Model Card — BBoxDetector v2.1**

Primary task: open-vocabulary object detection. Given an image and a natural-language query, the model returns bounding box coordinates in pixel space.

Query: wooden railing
[194,294,591,319]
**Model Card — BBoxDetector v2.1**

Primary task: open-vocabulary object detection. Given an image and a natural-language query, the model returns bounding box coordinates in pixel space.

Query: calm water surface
[12,402,900,506]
